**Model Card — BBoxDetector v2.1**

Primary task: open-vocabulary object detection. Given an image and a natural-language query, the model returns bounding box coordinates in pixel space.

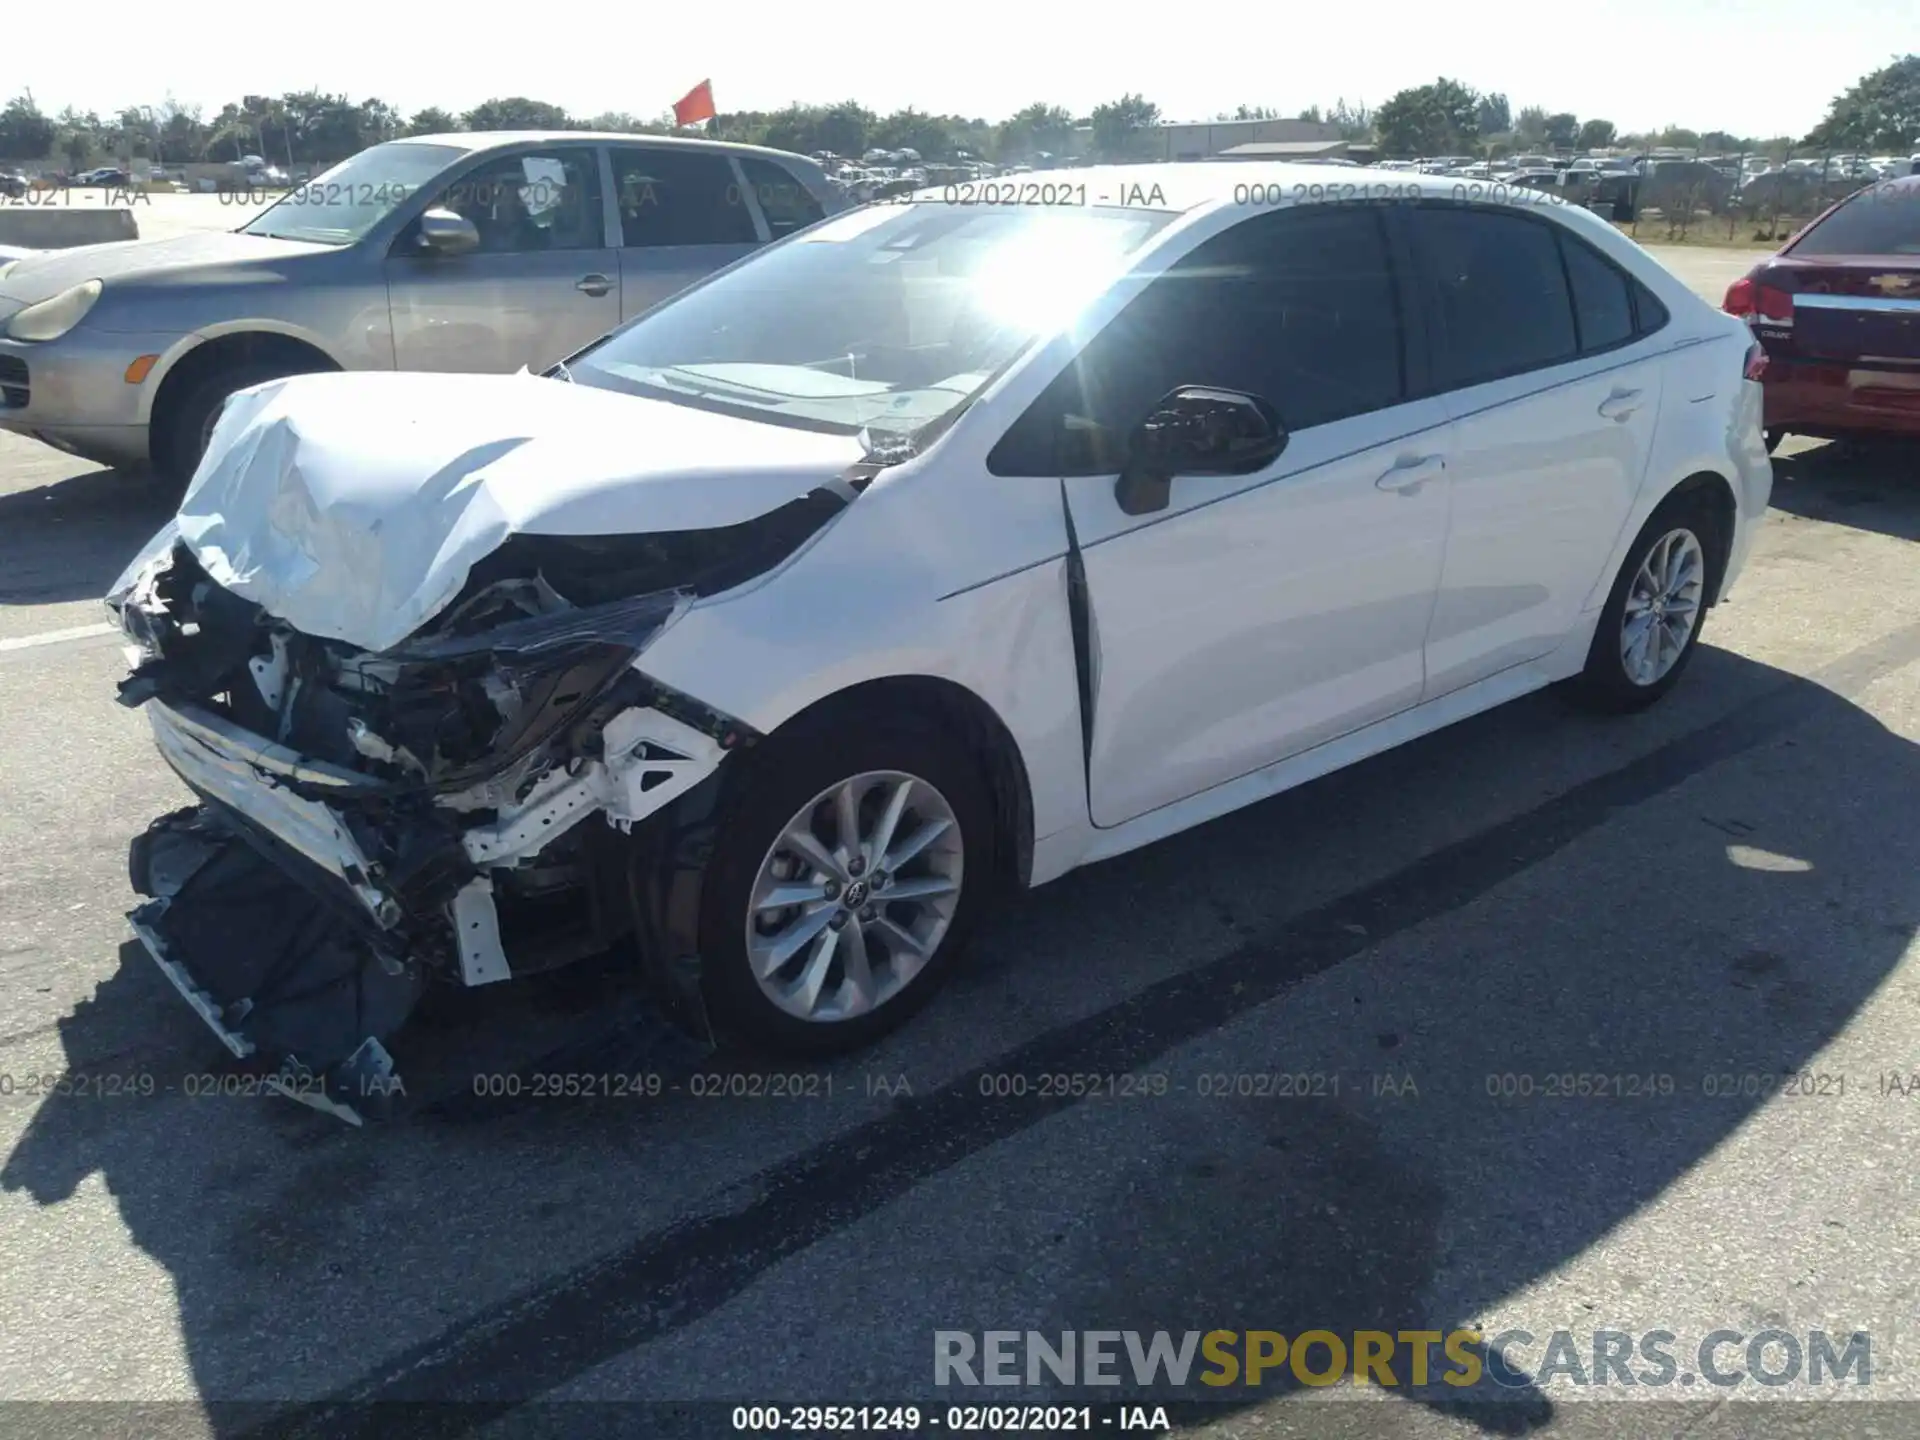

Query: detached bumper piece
[128,807,423,1125]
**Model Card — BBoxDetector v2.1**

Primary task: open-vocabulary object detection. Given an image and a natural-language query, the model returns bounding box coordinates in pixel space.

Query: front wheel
[696,716,996,1057]
[1571,494,1722,713]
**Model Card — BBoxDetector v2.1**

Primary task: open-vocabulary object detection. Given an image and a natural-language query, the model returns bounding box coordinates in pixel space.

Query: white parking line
[0,621,120,653]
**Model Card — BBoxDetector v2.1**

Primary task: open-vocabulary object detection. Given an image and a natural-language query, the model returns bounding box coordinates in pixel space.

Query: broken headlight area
[112,543,688,792]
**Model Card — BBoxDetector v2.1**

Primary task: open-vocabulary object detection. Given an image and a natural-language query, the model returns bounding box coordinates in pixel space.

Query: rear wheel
[697,716,994,1057]
[1571,493,1722,713]
[155,361,318,485]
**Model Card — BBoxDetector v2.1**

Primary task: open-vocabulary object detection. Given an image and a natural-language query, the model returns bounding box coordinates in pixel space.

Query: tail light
[1724,276,1794,324]
[1743,341,1768,381]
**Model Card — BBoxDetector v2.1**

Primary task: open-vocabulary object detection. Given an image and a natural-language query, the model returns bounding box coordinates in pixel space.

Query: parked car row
[9,142,1776,1118]
[0,131,841,481]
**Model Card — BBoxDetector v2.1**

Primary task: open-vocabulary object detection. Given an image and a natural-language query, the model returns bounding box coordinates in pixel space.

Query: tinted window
[738,156,825,237]
[1419,207,1577,387]
[427,149,604,253]
[612,148,758,247]
[1788,181,1920,256]
[1558,233,1635,351]
[1632,279,1669,335]
[991,205,1405,475]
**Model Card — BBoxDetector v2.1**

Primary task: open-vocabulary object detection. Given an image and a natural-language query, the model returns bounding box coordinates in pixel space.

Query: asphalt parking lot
[4,242,1920,1439]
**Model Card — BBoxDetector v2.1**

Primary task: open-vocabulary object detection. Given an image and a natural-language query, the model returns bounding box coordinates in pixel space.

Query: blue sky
[8,0,1907,140]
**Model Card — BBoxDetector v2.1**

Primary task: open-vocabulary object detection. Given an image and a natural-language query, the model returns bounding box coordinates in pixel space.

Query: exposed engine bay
[112,486,854,1123]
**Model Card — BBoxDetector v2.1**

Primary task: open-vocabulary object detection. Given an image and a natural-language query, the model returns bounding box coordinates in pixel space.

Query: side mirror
[415,208,480,257]
[1114,386,1288,516]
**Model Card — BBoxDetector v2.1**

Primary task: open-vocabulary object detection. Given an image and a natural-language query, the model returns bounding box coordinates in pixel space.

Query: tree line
[0,56,1911,172]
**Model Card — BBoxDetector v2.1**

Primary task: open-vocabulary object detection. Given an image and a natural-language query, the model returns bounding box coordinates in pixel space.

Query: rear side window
[1788,182,1920,256]
[612,148,758,248]
[1631,279,1669,335]
[990,204,1406,475]
[1417,206,1577,387]
[737,156,826,238]
[1557,233,1636,352]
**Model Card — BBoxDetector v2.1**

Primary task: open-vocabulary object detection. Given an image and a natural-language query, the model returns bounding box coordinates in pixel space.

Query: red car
[1723,175,1920,449]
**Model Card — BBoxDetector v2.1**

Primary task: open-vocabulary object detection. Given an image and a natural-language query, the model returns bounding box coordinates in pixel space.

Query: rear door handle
[1599,388,1644,421]
[575,273,613,297]
[1376,455,1446,493]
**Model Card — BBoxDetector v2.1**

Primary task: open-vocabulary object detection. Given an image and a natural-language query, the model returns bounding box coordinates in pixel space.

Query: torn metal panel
[451,878,512,986]
[458,706,729,867]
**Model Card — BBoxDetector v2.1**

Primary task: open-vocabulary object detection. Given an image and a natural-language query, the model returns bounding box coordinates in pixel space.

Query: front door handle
[1376,455,1446,493]
[1599,388,1644,422]
[575,273,613,297]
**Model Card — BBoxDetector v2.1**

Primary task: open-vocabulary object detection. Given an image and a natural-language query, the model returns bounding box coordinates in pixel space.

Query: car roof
[908,161,1578,213]
[395,131,820,169]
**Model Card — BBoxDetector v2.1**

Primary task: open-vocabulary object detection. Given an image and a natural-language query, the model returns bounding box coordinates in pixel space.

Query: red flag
[672,80,716,127]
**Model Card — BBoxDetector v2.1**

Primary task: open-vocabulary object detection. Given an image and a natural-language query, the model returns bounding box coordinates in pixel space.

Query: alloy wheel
[745,770,964,1023]
[1620,527,1705,686]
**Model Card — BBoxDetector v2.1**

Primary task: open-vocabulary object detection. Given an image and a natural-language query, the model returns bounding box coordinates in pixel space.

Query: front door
[999,203,1455,828]
[385,145,618,372]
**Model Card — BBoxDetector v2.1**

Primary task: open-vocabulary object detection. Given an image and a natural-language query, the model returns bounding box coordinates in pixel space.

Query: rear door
[611,145,766,321]
[1407,203,1666,697]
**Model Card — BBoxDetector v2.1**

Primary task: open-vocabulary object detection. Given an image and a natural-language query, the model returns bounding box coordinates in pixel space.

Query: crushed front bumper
[130,690,738,1122]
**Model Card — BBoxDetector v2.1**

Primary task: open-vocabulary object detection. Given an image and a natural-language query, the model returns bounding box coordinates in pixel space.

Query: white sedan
[110,163,1770,1115]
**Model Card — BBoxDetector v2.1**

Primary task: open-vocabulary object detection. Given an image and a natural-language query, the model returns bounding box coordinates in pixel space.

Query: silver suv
[0,132,842,480]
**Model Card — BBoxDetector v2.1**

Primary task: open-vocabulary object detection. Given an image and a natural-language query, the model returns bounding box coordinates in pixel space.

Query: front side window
[425,149,605,253]
[991,204,1407,475]
[242,142,463,245]
[571,202,1174,440]
[613,148,759,247]
[1417,206,1578,387]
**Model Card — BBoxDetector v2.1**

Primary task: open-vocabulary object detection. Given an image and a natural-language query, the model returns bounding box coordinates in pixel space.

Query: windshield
[242,142,464,245]
[570,201,1176,439]
[1790,181,1920,256]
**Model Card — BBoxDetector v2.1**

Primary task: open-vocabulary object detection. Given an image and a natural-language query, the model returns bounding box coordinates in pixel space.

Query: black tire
[1571,491,1723,713]
[697,712,997,1057]
[154,361,319,485]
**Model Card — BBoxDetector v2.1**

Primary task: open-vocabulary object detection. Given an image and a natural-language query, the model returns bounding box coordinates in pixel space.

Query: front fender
[635,460,1090,857]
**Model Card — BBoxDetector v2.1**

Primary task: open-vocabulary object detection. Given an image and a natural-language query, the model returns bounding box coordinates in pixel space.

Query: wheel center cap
[842,880,870,910]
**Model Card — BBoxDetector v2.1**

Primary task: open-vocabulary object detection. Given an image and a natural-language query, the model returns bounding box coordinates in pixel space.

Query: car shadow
[1767,437,1920,543]
[0,463,180,607]
[2,644,1915,1432]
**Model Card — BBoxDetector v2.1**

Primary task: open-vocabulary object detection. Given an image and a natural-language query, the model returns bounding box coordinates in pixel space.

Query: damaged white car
[110,167,1771,1118]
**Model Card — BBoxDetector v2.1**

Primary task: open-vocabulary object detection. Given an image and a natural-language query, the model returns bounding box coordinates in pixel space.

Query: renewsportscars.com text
[934,1328,1872,1390]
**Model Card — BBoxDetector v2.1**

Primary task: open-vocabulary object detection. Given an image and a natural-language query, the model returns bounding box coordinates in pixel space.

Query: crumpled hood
[0,230,328,305]
[170,370,865,651]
